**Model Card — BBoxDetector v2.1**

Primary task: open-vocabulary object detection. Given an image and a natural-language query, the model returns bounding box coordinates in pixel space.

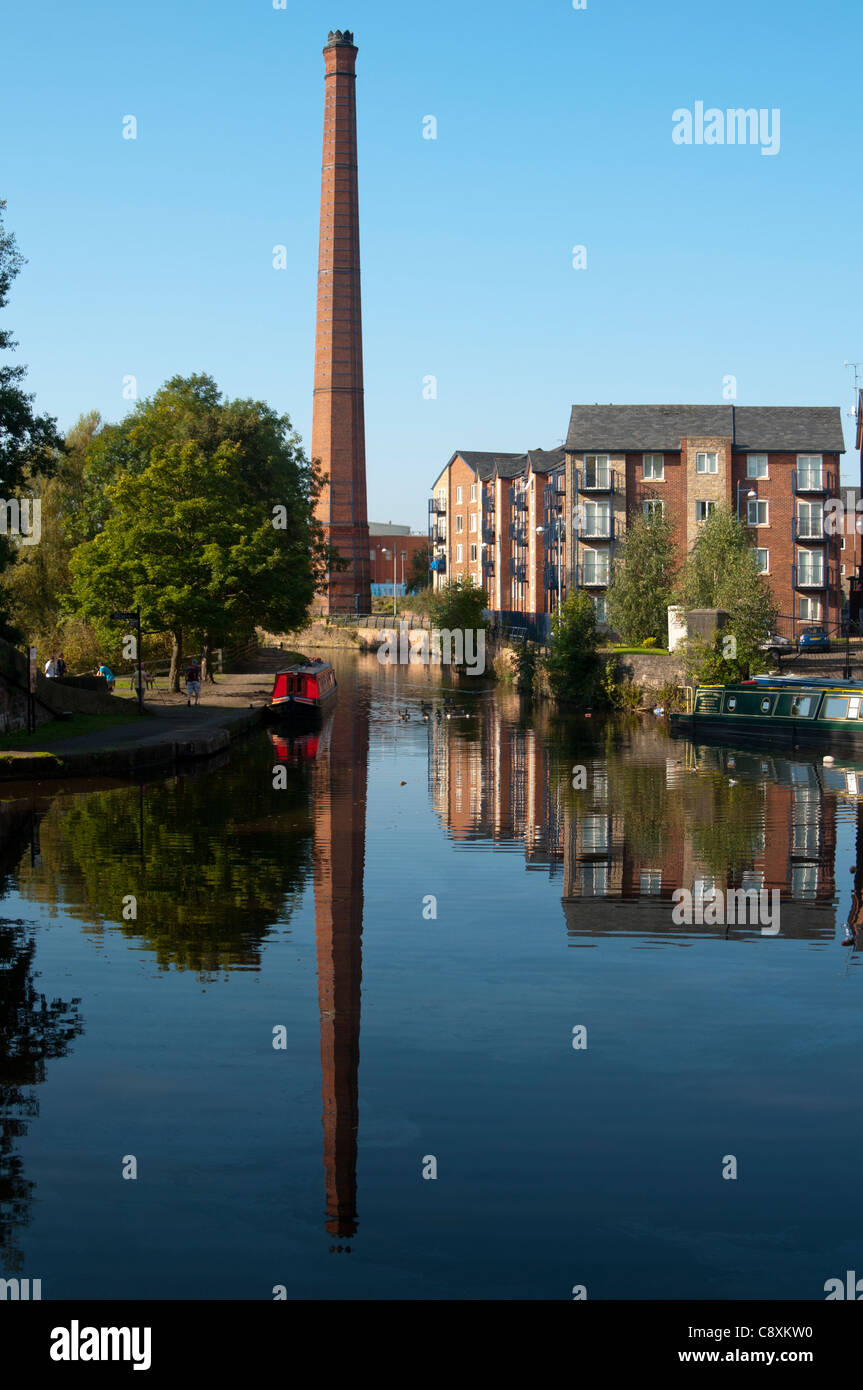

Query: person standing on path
[185,658,201,707]
[44,655,57,678]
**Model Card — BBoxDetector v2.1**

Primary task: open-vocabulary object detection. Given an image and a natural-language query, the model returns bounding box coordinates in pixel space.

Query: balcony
[430,521,447,543]
[430,555,446,575]
[485,492,496,512]
[509,487,528,512]
[509,522,526,545]
[482,524,495,544]
[792,516,826,542]
[509,560,526,582]
[578,467,616,493]
[483,555,495,575]
[793,561,838,589]
[544,562,563,590]
[578,563,611,587]
[429,497,447,514]
[792,468,836,494]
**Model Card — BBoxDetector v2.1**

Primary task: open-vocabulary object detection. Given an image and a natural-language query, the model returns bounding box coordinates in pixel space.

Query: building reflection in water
[427,697,860,945]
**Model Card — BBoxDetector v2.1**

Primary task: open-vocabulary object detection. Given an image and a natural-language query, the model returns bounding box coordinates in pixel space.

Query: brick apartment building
[430,404,853,636]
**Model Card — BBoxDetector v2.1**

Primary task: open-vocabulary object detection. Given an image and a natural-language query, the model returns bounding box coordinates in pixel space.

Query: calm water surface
[2,652,862,1300]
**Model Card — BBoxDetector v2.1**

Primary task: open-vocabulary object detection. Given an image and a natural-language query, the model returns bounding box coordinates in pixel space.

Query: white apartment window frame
[593,593,608,623]
[747,498,768,526]
[797,500,824,539]
[695,499,716,521]
[469,543,477,562]
[747,454,768,479]
[696,451,718,474]
[469,483,477,501]
[798,595,821,621]
[797,454,824,488]
[754,547,769,574]
[455,485,463,504]
[642,498,664,519]
[455,543,463,563]
[469,513,477,532]
[643,454,664,481]
[797,548,825,585]
[455,514,464,533]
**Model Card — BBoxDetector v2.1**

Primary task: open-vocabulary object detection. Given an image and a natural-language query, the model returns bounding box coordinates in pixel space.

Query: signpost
[111,607,144,714]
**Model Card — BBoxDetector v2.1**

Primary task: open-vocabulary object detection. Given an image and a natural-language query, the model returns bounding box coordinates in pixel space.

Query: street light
[381,547,397,617]
[736,484,757,520]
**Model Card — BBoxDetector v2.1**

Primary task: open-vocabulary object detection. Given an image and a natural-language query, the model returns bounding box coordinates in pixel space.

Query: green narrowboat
[670,676,863,750]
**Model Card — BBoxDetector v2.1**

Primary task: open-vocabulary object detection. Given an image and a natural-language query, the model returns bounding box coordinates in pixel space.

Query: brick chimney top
[326,29,355,46]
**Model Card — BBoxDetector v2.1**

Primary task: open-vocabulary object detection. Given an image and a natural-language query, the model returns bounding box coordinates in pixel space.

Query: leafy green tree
[545,589,602,707]
[677,504,777,681]
[0,201,63,638]
[405,545,430,594]
[606,503,677,645]
[66,376,335,687]
[427,576,488,632]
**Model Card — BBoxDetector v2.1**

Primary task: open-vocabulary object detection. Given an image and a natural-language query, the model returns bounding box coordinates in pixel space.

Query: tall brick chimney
[312,29,371,615]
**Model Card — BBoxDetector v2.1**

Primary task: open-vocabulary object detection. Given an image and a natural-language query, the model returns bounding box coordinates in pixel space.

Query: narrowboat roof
[700,676,863,692]
[275,661,335,676]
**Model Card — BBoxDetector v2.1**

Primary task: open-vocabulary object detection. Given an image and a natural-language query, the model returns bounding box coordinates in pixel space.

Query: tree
[606,503,677,645]
[0,201,63,637]
[405,545,430,594]
[427,576,488,632]
[545,589,602,707]
[676,504,778,681]
[66,376,335,688]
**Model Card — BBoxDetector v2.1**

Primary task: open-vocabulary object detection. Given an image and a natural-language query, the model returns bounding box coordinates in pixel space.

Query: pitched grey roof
[527,447,565,474]
[566,404,845,454]
[733,407,845,452]
[451,450,522,481]
[494,454,528,479]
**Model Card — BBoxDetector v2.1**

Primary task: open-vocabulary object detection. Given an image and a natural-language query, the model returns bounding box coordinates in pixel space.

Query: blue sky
[1,0,860,531]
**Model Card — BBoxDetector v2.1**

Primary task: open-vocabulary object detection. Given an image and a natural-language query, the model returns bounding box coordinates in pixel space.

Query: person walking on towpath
[44,655,57,678]
[56,652,66,678]
[185,658,201,707]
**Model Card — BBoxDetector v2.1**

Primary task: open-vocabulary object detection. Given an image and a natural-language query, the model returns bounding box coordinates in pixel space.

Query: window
[754,548,769,574]
[824,697,849,720]
[582,500,611,536]
[582,815,609,852]
[798,596,821,621]
[582,550,610,585]
[797,551,824,585]
[747,499,768,525]
[791,864,818,898]
[469,513,477,532]
[643,454,664,480]
[470,543,477,562]
[841,537,846,550]
[695,500,715,521]
[797,455,823,489]
[726,696,738,711]
[455,544,463,563]
[593,594,608,623]
[842,564,847,576]
[790,695,812,717]
[696,452,718,474]
[455,486,463,503]
[469,483,476,501]
[693,877,717,902]
[797,502,824,539]
[642,498,664,519]
[455,514,463,533]
[747,455,768,479]
[583,454,610,489]
[580,862,608,896]
[640,869,662,895]
[760,697,774,713]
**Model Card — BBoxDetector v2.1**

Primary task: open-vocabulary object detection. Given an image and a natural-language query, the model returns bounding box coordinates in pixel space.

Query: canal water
[2,652,862,1300]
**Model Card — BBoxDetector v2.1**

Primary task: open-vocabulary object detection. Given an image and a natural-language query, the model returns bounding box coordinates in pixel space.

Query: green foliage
[0,201,63,638]
[606,503,677,646]
[512,639,538,695]
[545,590,602,707]
[601,657,642,711]
[677,504,777,680]
[64,375,331,684]
[405,546,430,594]
[427,576,488,633]
[641,636,657,649]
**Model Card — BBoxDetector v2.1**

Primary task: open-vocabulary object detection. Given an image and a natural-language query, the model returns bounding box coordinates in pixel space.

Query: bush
[512,639,538,695]
[545,591,603,708]
[602,658,642,711]
[642,636,658,649]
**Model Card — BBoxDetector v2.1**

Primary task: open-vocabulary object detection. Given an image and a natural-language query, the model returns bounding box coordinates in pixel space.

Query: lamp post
[381,547,397,617]
[736,484,757,521]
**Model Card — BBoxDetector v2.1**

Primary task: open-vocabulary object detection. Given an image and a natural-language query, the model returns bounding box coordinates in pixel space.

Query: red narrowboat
[266,660,337,722]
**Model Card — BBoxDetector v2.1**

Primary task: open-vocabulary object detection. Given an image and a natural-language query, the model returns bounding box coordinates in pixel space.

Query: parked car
[759,632,793,654]
[797,626,831,652]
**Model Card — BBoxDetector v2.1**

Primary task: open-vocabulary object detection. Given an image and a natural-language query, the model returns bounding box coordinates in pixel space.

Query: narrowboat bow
[265,660,337,722]
[671,675,863,750]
